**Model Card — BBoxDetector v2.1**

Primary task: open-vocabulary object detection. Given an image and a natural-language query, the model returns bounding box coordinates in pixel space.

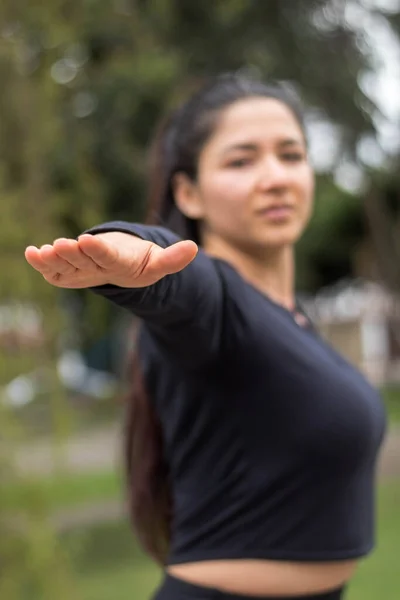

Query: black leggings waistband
[152,573,345,600]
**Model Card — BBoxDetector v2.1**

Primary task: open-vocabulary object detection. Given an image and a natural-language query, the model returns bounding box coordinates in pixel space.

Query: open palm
[25,232,198,289]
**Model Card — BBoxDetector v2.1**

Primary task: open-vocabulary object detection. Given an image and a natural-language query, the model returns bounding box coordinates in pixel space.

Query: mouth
[256,203,294,221]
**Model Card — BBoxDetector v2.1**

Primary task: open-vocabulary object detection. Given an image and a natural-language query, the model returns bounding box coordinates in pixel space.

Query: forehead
[209,97,304,148]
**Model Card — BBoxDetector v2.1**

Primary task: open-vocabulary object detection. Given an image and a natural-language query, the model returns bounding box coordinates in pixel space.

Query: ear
[172,172,205,220]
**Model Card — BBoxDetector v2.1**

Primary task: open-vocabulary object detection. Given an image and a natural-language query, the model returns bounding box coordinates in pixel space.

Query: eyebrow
[221,138,304,156]
[278,138,304,148]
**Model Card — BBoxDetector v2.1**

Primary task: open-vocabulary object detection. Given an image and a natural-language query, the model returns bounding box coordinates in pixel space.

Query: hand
[24,231,198,289]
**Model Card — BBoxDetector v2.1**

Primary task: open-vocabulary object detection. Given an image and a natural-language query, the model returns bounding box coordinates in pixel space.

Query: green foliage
[0,1,399,596]
[0,7,84,595]
[296,175,365,289]
[1,0,398,293]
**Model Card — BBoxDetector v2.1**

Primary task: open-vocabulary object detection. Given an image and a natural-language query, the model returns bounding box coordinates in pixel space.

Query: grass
[348,479,400,600]
[3,469,122,512]
[56,480,400,600]
[64,519,161,600]
[381,386,400,424]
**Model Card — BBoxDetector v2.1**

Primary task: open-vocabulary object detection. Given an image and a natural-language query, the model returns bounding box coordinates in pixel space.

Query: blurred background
[1,1,400,598]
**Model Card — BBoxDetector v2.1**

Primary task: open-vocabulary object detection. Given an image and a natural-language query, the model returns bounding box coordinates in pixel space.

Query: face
[174,97,314,255]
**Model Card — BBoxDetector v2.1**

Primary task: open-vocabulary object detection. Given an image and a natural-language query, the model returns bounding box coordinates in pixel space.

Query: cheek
[298,172,315,213]
[201,172,253,216]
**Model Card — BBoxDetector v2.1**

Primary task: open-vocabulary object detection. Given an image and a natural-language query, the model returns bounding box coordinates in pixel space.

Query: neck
[203,236,296,311]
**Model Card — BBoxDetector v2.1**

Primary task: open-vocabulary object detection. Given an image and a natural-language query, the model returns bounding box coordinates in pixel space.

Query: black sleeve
[83,221,224,368]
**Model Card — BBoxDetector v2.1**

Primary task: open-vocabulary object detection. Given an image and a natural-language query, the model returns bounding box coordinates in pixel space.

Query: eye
[281,153,305,162]
[226,157,253,168]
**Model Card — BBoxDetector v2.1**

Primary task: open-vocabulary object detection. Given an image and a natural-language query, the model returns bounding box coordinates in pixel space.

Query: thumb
[148,240,198,277]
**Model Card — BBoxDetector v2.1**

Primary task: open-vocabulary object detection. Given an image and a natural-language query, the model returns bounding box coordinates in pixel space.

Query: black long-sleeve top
[86,221,387,565]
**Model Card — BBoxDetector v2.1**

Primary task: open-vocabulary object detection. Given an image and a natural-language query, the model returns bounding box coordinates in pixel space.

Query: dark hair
[125,72,306,564]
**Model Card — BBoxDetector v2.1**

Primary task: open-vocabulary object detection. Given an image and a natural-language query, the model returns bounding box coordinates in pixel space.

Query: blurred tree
[36,0,399,292]
[297,175,365,289]
[0,0,398,329]
[364,180,400,294]
[0,0,397,352]
[0,4,81,598]
[361,2,400,300]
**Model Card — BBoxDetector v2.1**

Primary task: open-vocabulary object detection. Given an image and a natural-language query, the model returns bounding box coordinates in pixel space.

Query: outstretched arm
[25,222,224,368]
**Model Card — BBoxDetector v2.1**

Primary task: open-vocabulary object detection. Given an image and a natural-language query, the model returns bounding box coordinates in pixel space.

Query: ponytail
[125,352,172,565]
[123,114,179,566]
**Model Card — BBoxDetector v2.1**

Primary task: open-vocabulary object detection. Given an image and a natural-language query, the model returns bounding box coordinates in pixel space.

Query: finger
[53,238,99,270]
[148,241,198,276]
[38,244,77,275]
[40,272,85,288]
[77,234,119,269]
[25,246,54,274]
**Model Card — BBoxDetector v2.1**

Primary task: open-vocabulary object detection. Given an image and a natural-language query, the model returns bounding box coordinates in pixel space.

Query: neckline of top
[212,257,314,331]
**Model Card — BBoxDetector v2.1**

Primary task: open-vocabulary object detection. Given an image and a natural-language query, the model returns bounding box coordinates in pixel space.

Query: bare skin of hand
[24,232,198,289]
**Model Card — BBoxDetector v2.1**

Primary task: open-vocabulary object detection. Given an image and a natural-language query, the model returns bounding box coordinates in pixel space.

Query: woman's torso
[140,258,386,596]
[167,559,356,596]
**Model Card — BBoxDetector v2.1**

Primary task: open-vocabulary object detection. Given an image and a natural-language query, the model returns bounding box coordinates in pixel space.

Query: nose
[256,156,290,193]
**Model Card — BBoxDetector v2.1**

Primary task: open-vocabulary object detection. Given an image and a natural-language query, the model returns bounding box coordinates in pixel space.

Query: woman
[25,73,386,600]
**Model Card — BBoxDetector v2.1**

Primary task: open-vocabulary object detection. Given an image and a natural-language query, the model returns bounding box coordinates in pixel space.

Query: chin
[258,227,303,250]
[260,235,300,250]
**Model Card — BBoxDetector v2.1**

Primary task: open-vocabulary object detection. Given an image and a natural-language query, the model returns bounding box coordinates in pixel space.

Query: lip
[256,203,294,220]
